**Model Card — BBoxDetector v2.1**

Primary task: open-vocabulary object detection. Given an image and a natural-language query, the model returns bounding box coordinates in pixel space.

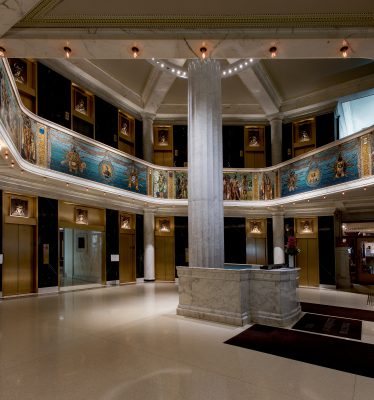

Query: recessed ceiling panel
[90,60,153,95]
[222,75,258,105]
[262,59,374,100]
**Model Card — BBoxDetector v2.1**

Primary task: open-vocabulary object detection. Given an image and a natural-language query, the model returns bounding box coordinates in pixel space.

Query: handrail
[0,58,373,202]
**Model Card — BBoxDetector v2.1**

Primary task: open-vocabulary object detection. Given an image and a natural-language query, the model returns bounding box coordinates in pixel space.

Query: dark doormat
[301,302,374,322]
[225,324,374,378]
[292,313,362,340]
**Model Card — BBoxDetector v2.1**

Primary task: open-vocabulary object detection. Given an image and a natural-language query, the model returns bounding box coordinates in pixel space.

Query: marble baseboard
[251,304,301,327]
[177,304,249,326]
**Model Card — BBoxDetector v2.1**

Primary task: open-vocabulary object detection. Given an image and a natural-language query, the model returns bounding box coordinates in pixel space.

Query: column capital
[141,112,156,121]
[268,113,284,123]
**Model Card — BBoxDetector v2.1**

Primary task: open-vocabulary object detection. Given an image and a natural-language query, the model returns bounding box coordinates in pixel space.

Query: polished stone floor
[0,284,374,400]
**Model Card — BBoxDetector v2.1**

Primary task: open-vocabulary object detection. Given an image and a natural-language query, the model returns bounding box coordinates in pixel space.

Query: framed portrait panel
[246,218,267,238]
[120,213,135,231]
[245,126,265,150]
[10,197,29,218]
[155,217,174,236]
[75,208,88,225]
[72,85,94,122]
[293,118,316,147]
[295,217,318,238]
[154,126,173,150]
[118,111,135,142]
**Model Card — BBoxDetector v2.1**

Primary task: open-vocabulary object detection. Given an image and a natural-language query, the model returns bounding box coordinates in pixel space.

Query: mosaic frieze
[153,169,168,198]
[48,129,147,194]
[223,172,253,200]
[0,61,22,146]
[175,171,188,199]
[280,139,360,197]
[258,171,276,200]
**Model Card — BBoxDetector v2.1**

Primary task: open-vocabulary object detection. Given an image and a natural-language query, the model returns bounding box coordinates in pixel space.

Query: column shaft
[142,113,155,163]
[188,59,224,268]
[270,117,283,166]
[143,210,155,280]
[272,213,285,264]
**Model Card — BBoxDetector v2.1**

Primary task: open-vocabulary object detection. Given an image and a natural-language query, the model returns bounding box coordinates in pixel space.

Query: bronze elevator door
[297,238,319,287]
[119,232,136,283]
[3,224,35,296]
[155,236,175,281]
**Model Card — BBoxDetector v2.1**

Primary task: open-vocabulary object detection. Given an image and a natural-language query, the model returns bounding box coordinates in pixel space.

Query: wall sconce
[0,46,5,57]
[4,150,9,159]
[64,46,71,59]
[269,46,277,58]
[132,46,139,58]
[340,45,349,58]
[200,46,207,59]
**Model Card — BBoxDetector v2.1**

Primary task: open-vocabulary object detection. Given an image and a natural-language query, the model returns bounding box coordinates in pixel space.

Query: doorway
[119,232,136,283]
[59,228,103,288]
[3,223,36,296]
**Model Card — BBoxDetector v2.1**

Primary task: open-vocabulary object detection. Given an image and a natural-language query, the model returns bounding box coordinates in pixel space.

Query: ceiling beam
[0,0,41,37]
[238,61,281,117]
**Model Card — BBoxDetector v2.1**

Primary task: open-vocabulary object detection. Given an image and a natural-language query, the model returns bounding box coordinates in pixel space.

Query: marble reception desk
[176,266,301,327]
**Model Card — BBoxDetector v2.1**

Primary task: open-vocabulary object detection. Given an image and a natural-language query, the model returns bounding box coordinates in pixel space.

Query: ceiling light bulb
[4,151,8,159]
[269,46,277,58]
[249,58,253,63]
[0,46,5,57]
[132,46,139,59]
[340,45,349,58]
[64,46,71,59]
[200,46,207,59]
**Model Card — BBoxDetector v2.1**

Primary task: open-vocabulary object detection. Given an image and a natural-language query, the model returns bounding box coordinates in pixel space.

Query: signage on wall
[111,254,119,262]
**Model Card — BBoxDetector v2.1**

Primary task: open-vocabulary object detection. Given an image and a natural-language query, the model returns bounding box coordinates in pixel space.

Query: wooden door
[119,232,136,283]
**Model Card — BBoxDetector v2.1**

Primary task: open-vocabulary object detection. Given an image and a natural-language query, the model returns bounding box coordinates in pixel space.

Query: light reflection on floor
[0,283,373,400]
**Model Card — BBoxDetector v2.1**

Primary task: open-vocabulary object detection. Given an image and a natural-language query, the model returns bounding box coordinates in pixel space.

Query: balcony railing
[1,58,373,202]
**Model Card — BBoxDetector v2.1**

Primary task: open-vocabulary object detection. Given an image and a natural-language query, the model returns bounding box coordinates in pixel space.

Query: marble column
[142,112,155,163]
[270,116,283,166]
[187,59,224,268]
[143,209,155,281]
[272,213,285,264]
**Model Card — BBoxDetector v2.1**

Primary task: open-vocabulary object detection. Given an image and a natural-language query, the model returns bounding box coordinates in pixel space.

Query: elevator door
[155,236,175,281]
[297,238,319,287]
[119,232,136,283]
[3,224,35,296]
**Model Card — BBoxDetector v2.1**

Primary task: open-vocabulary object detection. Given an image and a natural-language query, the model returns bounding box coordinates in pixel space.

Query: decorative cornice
[16,2,374,29]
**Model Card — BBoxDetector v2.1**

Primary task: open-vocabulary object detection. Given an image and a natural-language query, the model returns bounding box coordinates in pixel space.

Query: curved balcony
[1,58,374,216]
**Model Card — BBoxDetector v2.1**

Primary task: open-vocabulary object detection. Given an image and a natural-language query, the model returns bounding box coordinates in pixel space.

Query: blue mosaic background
[48,129,147,195]
[280,139,360,197]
